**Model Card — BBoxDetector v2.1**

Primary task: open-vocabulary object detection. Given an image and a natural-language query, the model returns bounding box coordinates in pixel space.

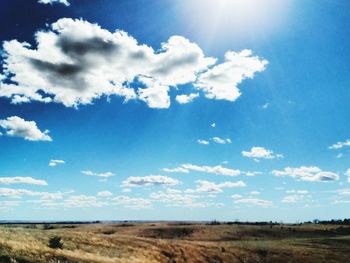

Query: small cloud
[162,167,190,173]
[163,163,240,177]
[272,166,339,182]
[234,198,272,207]
[261,102,270,109]
[242,147,283,161]
[194,180,246,194]
[197,139,209,145]
[81,170,114,178]
[0,116,52,142]
[336,153,343,158]
[0,177,47,186]
[329,139,350,150]
[275,187,284,191]
[286,189,308,194]
[97,191,113,197]
[49,159,65,167]
[211,123,216,128]
[281,194,305,203]
[244,171,262,177]
[346,169,350,183]
[175,93,199,104]
[37,0,70,6]
[122,175,180,187]
[212,137,231,144]
[112,196,152,209]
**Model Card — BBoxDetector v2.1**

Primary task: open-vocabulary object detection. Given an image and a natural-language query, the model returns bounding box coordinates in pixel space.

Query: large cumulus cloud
[0,18,267,108]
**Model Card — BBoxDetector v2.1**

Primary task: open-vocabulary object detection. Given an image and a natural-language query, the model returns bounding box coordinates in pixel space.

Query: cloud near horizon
[234,198,272,207]
[272,166,339,182]
[163,164,241,176]
[0,18,267,109]
[0,177,47,186]
[122,175,180,187]
[189,180,246,194]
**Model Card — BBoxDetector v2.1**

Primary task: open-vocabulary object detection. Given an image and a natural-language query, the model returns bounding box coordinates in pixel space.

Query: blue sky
[0,0,349,222]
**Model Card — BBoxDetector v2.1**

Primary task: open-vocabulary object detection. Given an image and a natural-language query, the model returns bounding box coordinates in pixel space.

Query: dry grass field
[0,221,349,263]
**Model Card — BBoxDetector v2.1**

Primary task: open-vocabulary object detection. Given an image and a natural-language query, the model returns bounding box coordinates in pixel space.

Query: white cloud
[163,164,240,177]
[335,188,350,195]
[175,93,199,104]
[285,189,308,194]
[197,139,209,145]
[329,139,350,150]
[97,191,113,197]
[336,153,343,158]
[250,191,260,195]
[212,137,231,144]
[49,159,65,167]
[112,195,152,209]
[194,180,246,193]
[81,170,114,178]
[194,50,268,101]
[0,19,267,109]
[0,177,47,186]
[0,116,52,141]
[234,198,272,207]
[272,166,339,182]
[261,102,270,109]
[231,194,242,199]
[184,164,240,176]
[122,175,179,187]
[244,171,262,177]
[282,194,305,203]
[61,195,106,208]
[275,187,285,191]
[211,123,216,128]
[150,190,222,208]
[346,169,350,183]
[334,200,350,204]
[38,0,70,6]
[162,167,190,173]
[0,201,20,208]
[242,146,283,161]
[0,188,62,199]
[150,191,198,206]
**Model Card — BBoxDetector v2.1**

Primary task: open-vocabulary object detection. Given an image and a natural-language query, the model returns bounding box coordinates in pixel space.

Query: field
[0,222,349,263]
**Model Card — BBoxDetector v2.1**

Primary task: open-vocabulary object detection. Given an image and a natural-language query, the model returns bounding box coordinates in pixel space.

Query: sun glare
[181,0,292,41]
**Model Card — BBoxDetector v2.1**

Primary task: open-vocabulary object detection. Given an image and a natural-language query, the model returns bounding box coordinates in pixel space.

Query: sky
[0,0,349,222]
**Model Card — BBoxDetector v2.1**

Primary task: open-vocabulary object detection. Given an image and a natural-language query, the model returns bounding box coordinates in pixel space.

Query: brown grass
[0,222,349,262]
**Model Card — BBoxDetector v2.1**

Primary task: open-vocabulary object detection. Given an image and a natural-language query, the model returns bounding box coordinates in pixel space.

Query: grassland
[0,221,349,262]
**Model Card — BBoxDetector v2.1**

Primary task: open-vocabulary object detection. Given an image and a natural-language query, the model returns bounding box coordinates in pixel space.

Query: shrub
[48,236,63,249]
[43,224,54,230]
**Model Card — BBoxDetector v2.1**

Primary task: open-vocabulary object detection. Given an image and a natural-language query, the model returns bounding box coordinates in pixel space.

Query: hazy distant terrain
[0,222,349,263]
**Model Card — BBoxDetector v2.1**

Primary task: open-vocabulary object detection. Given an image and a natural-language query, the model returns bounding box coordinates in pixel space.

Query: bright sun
[181,0,292,40]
